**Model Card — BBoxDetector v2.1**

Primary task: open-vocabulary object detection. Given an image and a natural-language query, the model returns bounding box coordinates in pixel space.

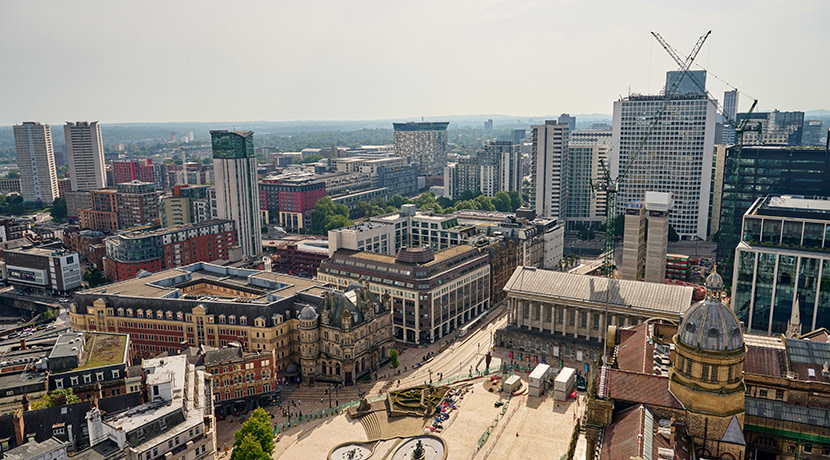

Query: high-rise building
[620,204,645,281]
[803,120,825,146]
[558,113,576,133]
[211,130,262,257]
[611,71,716,240]
[480,140,521,196]
[665,70,707,97]
[644,191,671,284]
[531,121,569,219]
[566,130,611,228]
[722,90,738,144]
[511,129,526,145]
[393,122,449,177]
[715,145,830,276]
[732,195,830,335]
[13,122,59,204]
[737,110,804,146]
[64,121,106,191]
[116,180,159,229]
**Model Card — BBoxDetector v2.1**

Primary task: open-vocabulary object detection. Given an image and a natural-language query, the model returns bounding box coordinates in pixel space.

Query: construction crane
[593,30,711,276]
[651,32,762,273]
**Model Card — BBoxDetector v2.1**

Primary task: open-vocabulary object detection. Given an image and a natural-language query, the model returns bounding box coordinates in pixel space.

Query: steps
[359,412,383,440]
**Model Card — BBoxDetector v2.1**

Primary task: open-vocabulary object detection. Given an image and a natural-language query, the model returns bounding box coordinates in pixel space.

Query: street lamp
[429,368,432,384]
[328,384,332,408]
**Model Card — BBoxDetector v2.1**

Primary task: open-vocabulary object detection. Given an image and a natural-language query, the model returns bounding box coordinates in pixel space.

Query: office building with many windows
[737,110,804,146]
[212,130,262,257]
[64,121,106,191]
[732,195,830,335]
[531,121,569,219]
[318,245,490,344]
[715,145,830,275]
[565,130,610,228]
[13,122,59,204]
[611,74,716,239]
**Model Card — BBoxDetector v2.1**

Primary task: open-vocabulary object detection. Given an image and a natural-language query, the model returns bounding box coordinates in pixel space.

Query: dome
[299,305,317,321]
[678,269,743,352]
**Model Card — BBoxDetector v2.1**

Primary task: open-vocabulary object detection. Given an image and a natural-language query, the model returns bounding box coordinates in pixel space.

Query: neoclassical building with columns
[495,266,695,364]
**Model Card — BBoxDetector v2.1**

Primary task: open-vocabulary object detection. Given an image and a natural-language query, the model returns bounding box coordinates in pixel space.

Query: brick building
[103,219,236,281]
[79,189,118,231]
[111,159,165,190]
[204,346,279,416]
[63,227,106,269]
[267,237,329,278]
[259,176,326,230]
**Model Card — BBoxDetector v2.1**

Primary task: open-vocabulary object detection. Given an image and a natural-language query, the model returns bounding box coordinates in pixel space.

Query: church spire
[786,298,802,338]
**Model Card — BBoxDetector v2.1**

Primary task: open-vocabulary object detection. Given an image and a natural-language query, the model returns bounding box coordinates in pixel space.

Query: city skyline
[1,1,828,126]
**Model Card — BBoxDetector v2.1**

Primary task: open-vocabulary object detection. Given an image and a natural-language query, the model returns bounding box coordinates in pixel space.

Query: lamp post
[328,384,332,408]
[429,368,432,384]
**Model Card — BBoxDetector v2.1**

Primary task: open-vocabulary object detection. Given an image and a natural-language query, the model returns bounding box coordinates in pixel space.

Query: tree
[668,225,680,242]
[30,388,81,410]
[508,191,523,211]
[231,407,274,459]
[83,268,109,288]
[231,434,270,460]
[388,194,410,208]
[6,170,19,179]
[311,197,351,235]
[295,154,324,164]
[492,192,512,212]
[474,195,495,211]
[389,349,400,368]
[50,198,67,221]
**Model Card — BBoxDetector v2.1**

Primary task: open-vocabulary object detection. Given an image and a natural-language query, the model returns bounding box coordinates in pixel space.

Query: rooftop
[4,436,66,460]
[112,219,234,239]
[747,195,830,221]
[337,245,480,268]
[51,332,128,372]
[505,267,694,316]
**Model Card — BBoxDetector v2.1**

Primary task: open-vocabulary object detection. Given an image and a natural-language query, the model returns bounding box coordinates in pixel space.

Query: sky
[1,0,828,126]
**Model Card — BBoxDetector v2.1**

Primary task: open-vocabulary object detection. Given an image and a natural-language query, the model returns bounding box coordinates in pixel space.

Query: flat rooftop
[113,219,233,239]
[340,245,480,267]
[748,195,830,220]
[52,333,127,372]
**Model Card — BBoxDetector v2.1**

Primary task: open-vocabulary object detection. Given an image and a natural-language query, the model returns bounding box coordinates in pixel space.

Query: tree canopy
[50,197,67,221]
[311,197,352,235]
[231,408,273,460]
[30,388,80,410]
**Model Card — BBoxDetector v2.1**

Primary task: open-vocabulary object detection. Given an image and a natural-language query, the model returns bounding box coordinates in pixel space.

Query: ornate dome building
[670,269,746,416]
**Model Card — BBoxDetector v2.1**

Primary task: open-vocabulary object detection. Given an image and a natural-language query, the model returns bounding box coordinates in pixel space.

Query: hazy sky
[2,0,828,126]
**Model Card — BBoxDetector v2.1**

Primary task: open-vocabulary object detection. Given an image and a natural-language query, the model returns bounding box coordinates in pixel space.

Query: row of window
[55,369,119,388]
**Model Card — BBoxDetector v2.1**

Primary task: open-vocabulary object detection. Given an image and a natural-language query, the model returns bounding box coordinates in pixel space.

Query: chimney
[13,408,24,446]
[21,393,29,411]
[19,338,26,351]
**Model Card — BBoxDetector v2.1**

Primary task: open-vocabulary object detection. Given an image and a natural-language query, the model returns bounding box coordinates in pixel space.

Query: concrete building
[732,195,830,335]
[4,437,67,460]
[0,178,21,195]
[64,121,106,192]
[103,219,236,281]
[496,266,694,364]
[13,122,59,204]
[47,332,131,400]
[160,184,212,227]
[722,89,738,144]
[65,190,92,221]
[644,191,671,284]
[566,130,611,228]
[531,121,569,219]
[620,204,645,281]
[393,122,449,177]
[2,247,81,293]
[85,354,216,460]
[611,71,716,240]
[211,130,262,257]
[328,205,477,256]
[115,180,159,230]
[479,140,521,197]
[318,246,490,344]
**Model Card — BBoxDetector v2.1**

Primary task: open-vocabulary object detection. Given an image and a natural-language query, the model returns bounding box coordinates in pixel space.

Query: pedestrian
[320,398,323,404]
[298,400,301,405]
[516,432,519,437]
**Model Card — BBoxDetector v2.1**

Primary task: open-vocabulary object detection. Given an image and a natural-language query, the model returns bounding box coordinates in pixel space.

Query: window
[96,372,104,381]
[804,445,813,454]
[83,374,92,384]
[55,379,64,389]
[776,389,784,400]
[759,389,768,398]
[70,376,79,386]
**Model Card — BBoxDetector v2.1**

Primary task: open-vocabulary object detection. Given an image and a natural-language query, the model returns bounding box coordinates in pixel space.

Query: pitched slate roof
[601,368,684,409]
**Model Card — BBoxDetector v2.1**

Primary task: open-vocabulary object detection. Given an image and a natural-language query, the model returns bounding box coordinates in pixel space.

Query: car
[59,298,69,303]
[494,401,505,407]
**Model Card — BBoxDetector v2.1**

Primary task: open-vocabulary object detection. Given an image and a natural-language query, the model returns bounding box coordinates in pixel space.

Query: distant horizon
[3,1,828,126]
